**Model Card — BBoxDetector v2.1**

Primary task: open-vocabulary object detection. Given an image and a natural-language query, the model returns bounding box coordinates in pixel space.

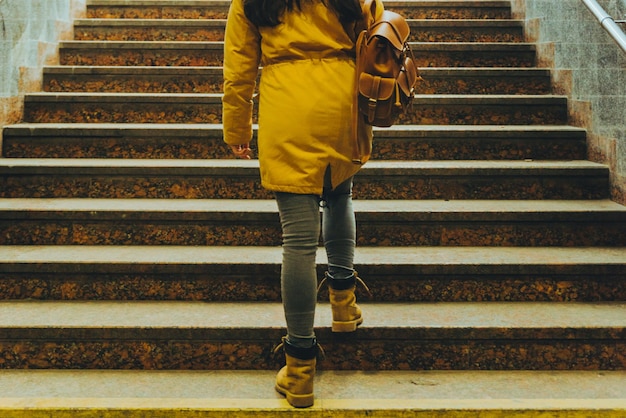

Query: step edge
[0,396,625,414]
[2,246,626,268]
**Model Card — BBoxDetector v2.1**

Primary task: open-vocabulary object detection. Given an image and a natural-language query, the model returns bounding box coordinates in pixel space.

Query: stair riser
[2,271,625,302]
[23,101,567,125]
[86,5,511,20]
[2,219,624,247]
[87,5,230,20]
[74,24,523,43]
[59,48,225,67]
[74,26,225,42]
[59,47,536,68]
[2,136,586,160]
[44,73,226,94]
[0,338,623,370]
[0,174,609,199]
[42,72,551,95]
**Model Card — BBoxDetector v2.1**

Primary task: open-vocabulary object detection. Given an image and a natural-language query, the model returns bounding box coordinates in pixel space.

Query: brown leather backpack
[346,0,421,163]
[355,7,420,127]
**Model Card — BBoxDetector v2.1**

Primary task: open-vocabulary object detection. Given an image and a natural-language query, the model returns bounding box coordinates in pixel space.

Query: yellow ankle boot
[274,338,318,408]
[323,272,369,332]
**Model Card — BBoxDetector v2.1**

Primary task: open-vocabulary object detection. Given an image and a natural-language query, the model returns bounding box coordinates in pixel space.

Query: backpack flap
[368,11,410,51]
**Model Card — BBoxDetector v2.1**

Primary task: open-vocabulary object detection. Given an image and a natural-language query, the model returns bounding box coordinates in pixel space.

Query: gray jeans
[274,174,355,348]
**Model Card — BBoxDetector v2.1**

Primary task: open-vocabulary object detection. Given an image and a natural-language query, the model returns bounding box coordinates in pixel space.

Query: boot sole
[274,384,314,408]
[332,316,364,332]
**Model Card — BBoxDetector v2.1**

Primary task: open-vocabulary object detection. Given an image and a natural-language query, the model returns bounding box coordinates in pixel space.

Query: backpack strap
[348,0,379,164]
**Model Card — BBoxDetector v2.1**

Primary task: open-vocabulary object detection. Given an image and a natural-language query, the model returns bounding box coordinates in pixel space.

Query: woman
[222,0,382,408]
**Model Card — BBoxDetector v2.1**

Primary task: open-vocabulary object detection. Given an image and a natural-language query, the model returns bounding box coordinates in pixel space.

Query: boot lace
[316,271,372,297]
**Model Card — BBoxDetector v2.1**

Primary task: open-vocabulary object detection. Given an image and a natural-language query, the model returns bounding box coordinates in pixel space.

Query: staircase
[1,0,625,415]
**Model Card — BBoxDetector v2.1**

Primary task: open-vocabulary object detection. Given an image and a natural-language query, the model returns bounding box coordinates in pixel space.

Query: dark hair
[243,0,362,28]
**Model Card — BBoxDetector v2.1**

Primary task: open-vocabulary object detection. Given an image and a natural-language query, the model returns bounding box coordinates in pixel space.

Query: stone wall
[0,0,85,127]
[512,0,626,203]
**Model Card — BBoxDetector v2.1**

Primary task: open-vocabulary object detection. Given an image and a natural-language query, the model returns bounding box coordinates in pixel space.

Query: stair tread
[59,40,537,48]
[0,369,624,412]
[87,0,232,5]
[75,18,228,25]
[73,17,522,25]
[1,300,625,329]
[1,198,624,217]
[27,92,562,99]
[0,158,606,170]
[4,123,586,136]
[0,159,608,180]
[42,65,552,75]
[84,0,512,6]
[2,245,626,267]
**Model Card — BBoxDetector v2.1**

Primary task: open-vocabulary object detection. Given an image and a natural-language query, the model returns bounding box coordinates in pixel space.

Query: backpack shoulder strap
[341,0,376,43]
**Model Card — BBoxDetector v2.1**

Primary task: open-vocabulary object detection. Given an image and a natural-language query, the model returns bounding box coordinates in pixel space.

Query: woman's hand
[229,143,253,160]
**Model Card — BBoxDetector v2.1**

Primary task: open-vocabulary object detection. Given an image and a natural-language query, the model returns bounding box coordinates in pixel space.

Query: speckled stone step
[0,159,609,200]
[1,370,625,417]
[0,300,624,370]
[72,18,524,43]
[42,66,552,95]
[23,93,567,125]
[2,124,585,160]
[86,0,513,20]
[1,245,626,302]
[8,370,626,417]
[58,41,537,68]
[1,199,625,247]
[87,0,232,19]
[74,18,228,42]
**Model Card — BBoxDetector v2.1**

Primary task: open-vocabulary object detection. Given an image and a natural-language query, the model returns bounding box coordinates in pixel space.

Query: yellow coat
[222,0,382,194]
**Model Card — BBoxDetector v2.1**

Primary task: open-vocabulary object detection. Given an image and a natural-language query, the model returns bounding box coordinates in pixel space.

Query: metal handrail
[582,0,626,53]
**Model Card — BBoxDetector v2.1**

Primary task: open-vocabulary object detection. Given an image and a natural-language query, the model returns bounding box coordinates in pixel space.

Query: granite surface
[0,338,623,371]
[42,70,549,95]
[2,136,585,160]
[44,74,224,94]
[1,0,624,379]
[1,274,625,303]
[409,26,522,43]
[25,101,224,124]
[391,6,511,20]
[60,48,224,67]
[24,100,564,125]
[75,27,225,42]
[87,6,229,20]
[85,5,511,21]
[0,175,607,199]
[73,24,522,44]
[58,47,538,68]
[2,219,625,246]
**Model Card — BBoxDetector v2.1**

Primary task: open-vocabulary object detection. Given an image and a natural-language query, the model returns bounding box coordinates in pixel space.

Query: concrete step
[0,300,624,370]
[72,18,524,43]
[410,19,523,42]
[86,0,513,20]
[1,245,626,302]
[58,41,537,67]
[0,159,609,199]
[41,66,552,95]
[1,199,625,247]
[87,0,231,19]
[1,369,625,416]
[23,93,568,125]
[74,18,228,42]
[2,123,586,160]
